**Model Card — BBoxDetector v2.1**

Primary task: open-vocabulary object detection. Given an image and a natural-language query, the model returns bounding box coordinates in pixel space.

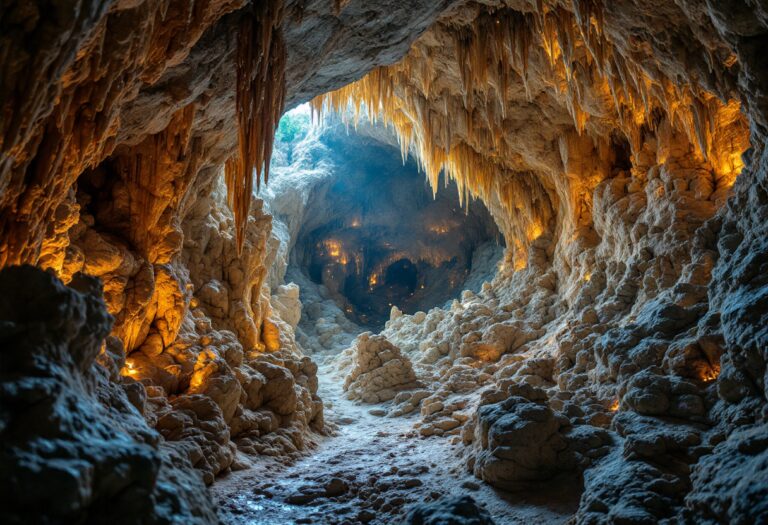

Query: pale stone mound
[343,333,420,403]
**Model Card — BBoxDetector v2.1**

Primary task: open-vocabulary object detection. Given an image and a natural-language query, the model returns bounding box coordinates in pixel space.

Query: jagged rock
[403,496,496,525]
[685,423,768,523]
[0,265,217,524]
[468,386,611,491]
[3,0,768,523]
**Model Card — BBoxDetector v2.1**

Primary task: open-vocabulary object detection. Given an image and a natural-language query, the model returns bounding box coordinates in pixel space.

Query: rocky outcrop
[0,265,217,524]
[3,0,768,523]
[466,385,611,491]
[404,496,496,525]
[0,5,461,518]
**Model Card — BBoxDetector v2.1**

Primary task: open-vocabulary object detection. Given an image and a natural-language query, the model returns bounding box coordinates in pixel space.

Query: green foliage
[276,111,310,144]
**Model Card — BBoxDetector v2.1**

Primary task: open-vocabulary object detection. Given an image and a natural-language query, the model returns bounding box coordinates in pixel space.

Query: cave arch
[267,114,503,330]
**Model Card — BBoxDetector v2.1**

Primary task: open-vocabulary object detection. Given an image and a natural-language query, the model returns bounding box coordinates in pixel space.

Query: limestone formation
[467,385,610,491]
[0,265,217,523]
[342,333,420,403]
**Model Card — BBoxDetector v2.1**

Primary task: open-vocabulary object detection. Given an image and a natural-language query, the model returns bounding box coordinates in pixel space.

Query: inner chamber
[285,118,502,329]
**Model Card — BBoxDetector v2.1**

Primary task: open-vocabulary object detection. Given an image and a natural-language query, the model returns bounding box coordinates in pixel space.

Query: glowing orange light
[584,272,591,282]
[610,399,620,412]
[700,364,720,383]
[120,359,140,378]
[325,239,342,258]
[429,224,450,234]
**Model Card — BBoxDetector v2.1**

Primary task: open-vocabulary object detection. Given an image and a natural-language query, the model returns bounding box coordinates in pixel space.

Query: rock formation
[0,266,218,523]
[404,496,496,525]
[340,333,420,403]
[2,0,768,523]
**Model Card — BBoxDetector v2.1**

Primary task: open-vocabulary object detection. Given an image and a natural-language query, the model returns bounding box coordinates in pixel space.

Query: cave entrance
[267,106,503,346]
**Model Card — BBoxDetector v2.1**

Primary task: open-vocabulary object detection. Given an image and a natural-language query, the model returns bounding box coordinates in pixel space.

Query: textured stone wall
[0,1,458,521]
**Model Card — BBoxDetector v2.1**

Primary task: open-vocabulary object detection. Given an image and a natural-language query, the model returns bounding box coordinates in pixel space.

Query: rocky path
[212,358,579,524]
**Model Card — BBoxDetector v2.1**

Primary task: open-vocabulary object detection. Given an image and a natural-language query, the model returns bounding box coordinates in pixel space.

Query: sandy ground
[212,358,580,524]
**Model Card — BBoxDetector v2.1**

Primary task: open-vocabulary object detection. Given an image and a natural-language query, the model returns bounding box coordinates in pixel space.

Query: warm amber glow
[609,398,620,412]
[311,1,750,261]
[526,222,543,241]
[429,223,451,234]
[324,239,342,258]
[323,239,350,265]
[708,100,749,189]
[584,272,591,282]
[700,364,720,383]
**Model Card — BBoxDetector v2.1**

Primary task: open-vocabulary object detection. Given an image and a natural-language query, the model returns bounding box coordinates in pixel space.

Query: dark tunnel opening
[385,259,418,294]
[286,122,504,329]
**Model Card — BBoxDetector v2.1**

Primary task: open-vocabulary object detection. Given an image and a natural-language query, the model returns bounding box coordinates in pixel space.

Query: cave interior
[284,117,502,328]
[2,0,768,524]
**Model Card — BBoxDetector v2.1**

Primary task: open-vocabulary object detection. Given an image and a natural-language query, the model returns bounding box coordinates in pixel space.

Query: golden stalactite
[311,0,750,257]
[226,0,286,254]
[707,99,750,189]
[0,0,244,269]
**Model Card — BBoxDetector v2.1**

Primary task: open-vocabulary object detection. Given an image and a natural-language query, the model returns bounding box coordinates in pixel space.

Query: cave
[270,113,502,332]
[2,1,768,525]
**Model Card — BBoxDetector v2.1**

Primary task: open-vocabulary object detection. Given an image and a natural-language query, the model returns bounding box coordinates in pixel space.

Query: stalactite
[311,1,749,261]
[123,104,198,261]
[226,0,286,254]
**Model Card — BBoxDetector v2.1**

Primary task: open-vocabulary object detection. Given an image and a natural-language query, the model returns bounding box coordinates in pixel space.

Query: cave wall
[0,0,459,521]
[2,0,768,523]
[268,116,501,328]
[318,1,768,523]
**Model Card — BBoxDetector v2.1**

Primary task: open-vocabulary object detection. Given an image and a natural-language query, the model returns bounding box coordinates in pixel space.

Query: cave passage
[286,118,503,329]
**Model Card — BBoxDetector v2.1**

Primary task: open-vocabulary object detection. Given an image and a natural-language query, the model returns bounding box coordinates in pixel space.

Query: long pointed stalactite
[226,0,287,253]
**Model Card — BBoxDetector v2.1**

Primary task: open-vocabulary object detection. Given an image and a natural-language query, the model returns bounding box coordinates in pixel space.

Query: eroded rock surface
[404,496,496,525]
[341,333,420,403]
[0,266,217,524]
[3,0,768,523]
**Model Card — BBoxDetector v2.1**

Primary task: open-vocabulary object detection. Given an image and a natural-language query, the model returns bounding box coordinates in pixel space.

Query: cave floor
[212,359,580,524]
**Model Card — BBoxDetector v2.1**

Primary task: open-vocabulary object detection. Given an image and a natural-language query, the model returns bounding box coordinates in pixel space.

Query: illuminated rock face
[1,0,768,523]
[341,333,420,403]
